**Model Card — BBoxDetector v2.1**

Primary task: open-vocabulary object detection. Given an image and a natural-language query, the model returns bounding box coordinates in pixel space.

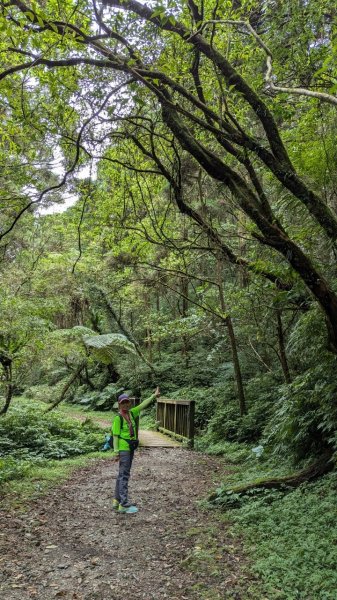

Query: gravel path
[0,448,255,599]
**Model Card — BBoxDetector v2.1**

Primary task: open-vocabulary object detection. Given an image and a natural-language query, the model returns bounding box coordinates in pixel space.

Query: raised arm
[135,386,160,413]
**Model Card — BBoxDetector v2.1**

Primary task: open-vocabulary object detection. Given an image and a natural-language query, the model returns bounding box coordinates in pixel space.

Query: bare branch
[194,19,337,107]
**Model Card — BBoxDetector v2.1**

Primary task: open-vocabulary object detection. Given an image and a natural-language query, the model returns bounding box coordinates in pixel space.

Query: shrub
[71,383,124,411]
[24,384,61,404]
[195,437,251,462]
[204,380,274,444]
[232,472,337,598]
[168,379,274,443]
[0,456,31,484]
[0,400,103,463]
[264,355,337,461]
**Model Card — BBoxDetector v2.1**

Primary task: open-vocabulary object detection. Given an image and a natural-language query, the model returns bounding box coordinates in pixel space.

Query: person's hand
[154,386,160,397]
[112,453,120,462]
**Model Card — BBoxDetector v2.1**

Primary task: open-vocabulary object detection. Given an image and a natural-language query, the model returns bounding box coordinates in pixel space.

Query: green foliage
[195,438,251,463]
[207,402,269,444]
[24,383,62,403]
[264,357,337,461]
[72,383,123,410]
[205,438,337,598]
[186,374,275,443]
[0,399,102,470]
[231,472,337,599]
[0,0,337,593]
[0,456,31,484]
[138,410,157,431]
[214,486,286,510]
[83,332,138,364]
[169,386,217,428]
[287,308,328,370]
[0,0,337,523]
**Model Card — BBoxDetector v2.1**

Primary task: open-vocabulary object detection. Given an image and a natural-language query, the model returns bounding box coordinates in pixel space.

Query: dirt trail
[63,411,112,429]
[0,449,255,600]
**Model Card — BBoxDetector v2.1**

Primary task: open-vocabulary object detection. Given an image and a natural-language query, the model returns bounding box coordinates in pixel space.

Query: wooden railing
[156,398,195,447]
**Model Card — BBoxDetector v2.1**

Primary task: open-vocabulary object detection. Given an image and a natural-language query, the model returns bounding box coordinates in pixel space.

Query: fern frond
[83,333,138,364]
[52,326,96,341]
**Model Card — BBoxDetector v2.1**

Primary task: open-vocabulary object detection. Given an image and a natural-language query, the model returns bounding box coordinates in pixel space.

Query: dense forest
[1,0,337,598]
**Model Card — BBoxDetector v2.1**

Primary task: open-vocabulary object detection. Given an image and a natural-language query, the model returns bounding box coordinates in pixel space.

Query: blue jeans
[115,450,134,507]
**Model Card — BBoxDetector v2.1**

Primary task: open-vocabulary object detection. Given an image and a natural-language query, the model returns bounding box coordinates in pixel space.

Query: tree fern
[83,333,138,364]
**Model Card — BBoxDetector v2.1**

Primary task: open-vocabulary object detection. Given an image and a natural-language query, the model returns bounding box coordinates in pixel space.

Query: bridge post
[187,400,195,447]
[174,402,177,434]
[163,402,167,431]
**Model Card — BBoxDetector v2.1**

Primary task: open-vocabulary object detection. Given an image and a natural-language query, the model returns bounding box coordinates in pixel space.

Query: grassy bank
[0,452,112,510]
[207,442,337,599]
[58,403,114,424]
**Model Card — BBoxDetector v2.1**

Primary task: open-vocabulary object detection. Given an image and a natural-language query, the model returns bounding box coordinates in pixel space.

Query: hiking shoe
[112,499,120,510]
[118,505,138,514]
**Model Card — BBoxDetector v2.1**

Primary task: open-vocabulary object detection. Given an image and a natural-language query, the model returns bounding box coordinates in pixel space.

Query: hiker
[112,386,160,514]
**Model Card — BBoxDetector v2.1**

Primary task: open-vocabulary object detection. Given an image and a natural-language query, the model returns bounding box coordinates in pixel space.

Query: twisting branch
[110,129,294,291]
[92,0,140,61]
[4,3,337,241]
[192,19,337,107]
[45,361,87,412]
[101,0,337,242]
[72,170,92,275]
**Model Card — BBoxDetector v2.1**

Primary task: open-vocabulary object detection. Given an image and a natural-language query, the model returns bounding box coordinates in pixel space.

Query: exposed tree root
[209,451,334,504]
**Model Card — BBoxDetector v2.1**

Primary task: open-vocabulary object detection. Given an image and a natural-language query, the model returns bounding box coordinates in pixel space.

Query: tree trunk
[181,275,189,317]
[156,286,162,359]
[276,309,291,383]
[45,361,86,412]
[217,259,247,416]
[180,275,190,368]
[225,315,247,416]
[0,363,13,415]
[237,214,250,288]
[180,220,190,368]
[146,327,153,364]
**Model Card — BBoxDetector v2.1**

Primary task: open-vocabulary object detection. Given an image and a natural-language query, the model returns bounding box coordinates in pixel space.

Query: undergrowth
[231,472,337,599]
[208,442,337,599]
[59,403,115,423]
[195,437,251,463]
[0,397,104,485]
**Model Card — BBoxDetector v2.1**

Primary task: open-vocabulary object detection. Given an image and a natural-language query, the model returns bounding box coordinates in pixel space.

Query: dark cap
[118,393,130,403]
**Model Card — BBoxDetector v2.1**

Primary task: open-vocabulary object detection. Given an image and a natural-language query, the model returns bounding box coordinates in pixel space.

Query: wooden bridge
[139,429,180,448]
[139,397,195,448]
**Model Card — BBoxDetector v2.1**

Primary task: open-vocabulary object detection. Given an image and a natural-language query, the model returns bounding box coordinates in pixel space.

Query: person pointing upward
[112,386,160,514]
